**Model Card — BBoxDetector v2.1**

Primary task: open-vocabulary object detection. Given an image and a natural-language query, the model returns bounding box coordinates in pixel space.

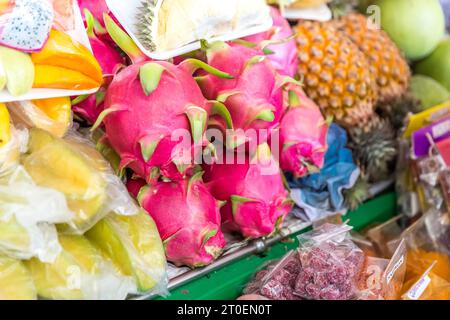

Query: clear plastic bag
[402,262,450,300]
[21,128,139,234]
[0,165,73,262]
[25,234,136,300]
[403,209,450,260]
[86,210,168,296]
[243,250,301,300]
[294,223,365,300]
[0,125,28,177]
[0,255,37,300]
[358,240,407,300]
[7,98,73,138]
[367,215,407,258]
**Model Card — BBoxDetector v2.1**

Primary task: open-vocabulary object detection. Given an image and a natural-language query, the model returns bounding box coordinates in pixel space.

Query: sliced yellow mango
[33,65,101,90]
[32,97,72,136]
[31,29,103,84]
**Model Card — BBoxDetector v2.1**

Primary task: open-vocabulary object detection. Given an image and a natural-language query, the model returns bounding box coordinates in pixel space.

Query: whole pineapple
[294,19,400,182]
[333,14,411,105]
[294,20,378,128]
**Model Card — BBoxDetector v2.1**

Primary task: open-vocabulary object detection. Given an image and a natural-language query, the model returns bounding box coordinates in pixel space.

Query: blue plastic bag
[289,124,360,221]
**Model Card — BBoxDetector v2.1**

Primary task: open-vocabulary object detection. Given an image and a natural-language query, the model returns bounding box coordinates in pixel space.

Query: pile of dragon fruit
[74,2,330,268]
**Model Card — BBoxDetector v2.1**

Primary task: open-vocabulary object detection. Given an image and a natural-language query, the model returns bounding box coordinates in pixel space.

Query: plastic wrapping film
[0,0,101,103]
[0,165,73,262]
[106,0,273,60]
[294,223,365,300]
[0,255,37,300]
[243,250,301,300]
[7,97,73,138]
[86,210,168,297]
[25,234,136,300]
[243,223,368,300]
[402,262,450,300]
[402,209,450,282]
[21,128,139,234]
[0,124,28,177]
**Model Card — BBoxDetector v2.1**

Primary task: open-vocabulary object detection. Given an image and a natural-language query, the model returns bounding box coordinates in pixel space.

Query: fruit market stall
[0,0,450,301]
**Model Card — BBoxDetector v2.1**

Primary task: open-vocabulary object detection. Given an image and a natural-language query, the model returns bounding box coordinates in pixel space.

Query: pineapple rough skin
[294,20,378,128]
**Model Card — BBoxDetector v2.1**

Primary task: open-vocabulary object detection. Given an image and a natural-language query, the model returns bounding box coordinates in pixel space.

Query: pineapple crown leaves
[349,118,398,181]
[329,0,360,18]
[344,176,370,211]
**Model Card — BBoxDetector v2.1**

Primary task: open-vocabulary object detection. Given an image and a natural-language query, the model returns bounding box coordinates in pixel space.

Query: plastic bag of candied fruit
[243,250,301,300]
[294,223,365,300]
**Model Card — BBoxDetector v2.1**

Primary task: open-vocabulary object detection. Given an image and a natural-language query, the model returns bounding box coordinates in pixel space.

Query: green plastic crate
[158,192,397,300]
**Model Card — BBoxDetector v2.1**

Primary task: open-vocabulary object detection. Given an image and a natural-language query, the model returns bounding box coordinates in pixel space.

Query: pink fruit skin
[88,33,124,77]
[242,7,299,78]
[102,61,211,183]
[131,176,226,267]
[278,86,329,178]
[77,0,109,26]
[197,43,286,148]
[72,84,107,125]
[203,151,293,239]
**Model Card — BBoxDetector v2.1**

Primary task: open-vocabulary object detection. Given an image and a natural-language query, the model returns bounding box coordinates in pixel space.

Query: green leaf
[140,63,166,96]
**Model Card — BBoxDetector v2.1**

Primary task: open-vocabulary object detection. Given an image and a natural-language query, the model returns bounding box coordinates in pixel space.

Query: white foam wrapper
[282,4,332,22]
[106,0,273,61]
[0,1,98,103]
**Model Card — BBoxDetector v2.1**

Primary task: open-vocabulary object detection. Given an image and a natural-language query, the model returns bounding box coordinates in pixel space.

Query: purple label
[412,115,450,158]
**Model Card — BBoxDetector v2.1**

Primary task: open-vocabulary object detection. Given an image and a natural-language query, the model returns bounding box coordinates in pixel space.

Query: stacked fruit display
[1,0,450,300]
[84,7,329,267]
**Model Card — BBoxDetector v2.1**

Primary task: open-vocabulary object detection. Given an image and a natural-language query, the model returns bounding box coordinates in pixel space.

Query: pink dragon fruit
[0,0,54,52]
[84,10,124,77]
[241,7,299,78]
[197,41,296,150]
[128,173,226,267]
[72,86,107,125]
[203,143,293,239]
[72,14,146,125]
[77,0,109,27]
[277,85,329,178]
[93,51,233,182]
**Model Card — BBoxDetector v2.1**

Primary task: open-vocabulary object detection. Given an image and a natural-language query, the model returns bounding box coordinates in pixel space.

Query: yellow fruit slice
[0,103,11,148]
[31,29,103,84]
[32,97,72,137]
[0,255,36,300]
[25,235,102,300]
[86,211,166,293]
[0,212,31,255]
[22,129,107,232]
[33,65,101,90]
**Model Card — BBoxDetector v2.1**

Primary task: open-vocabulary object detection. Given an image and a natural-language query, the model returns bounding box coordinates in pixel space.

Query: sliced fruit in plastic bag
[31,29,103,84]
[0,255,37,300]
[22,128,138,234]
[25,234,136,300]
[7,97,73,138]
[0,165,73,262]
[86,210,167,295]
